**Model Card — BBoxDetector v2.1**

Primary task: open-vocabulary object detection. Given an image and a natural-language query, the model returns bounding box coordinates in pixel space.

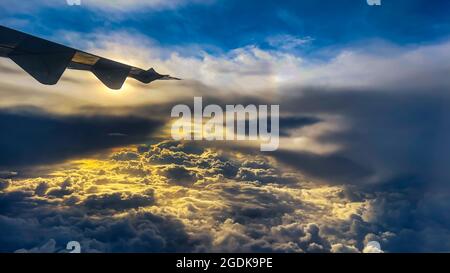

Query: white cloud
[266,34,314,50]
[298,41,450,91]
[363,241,384,253]
[3,28,450,110]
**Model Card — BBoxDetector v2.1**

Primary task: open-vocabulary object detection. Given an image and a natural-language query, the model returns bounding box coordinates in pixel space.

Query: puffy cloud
[34,182,49,196]
[0,140,375,253]
[362,241,384,253]
[158,165,199,186]
[111,151,140,161]
[83,192,155,211]
[15,239,57,253]
[331,243,359,253]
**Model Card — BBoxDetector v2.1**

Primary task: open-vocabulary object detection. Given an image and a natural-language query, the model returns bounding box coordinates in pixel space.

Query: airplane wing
[0,25,180,90]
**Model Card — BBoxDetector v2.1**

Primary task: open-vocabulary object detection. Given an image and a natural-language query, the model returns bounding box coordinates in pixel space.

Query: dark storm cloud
[0,107,163,169]
[268,87,450,252]
[1,86,445,252]
[221,184,297,224]
[278,116,321,137]
[280,88,450,186]
[0,190,49,216]
[0,185,193,253]
[270,149,372,184]
[0,179,10,190]
[80,211,194,253]
[0,209,195,253]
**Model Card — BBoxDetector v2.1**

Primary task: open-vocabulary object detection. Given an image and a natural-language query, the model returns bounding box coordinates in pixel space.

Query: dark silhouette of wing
[0,25,180,90]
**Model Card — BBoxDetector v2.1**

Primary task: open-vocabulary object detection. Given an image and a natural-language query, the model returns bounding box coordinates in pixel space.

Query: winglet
[130,67,180,84]
[160,75,182,80]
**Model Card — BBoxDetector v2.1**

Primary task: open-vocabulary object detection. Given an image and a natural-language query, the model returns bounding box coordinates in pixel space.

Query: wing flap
[91,58,131,90]
[8,36,75,85]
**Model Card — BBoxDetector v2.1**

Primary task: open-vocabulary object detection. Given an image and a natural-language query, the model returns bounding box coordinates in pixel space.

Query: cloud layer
[1,141,376,253]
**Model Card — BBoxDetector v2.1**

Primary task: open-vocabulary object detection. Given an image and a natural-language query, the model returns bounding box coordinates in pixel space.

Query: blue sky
[2,0,450,57]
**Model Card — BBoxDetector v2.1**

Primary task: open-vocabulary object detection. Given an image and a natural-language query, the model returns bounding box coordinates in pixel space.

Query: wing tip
[161,75,182,81]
